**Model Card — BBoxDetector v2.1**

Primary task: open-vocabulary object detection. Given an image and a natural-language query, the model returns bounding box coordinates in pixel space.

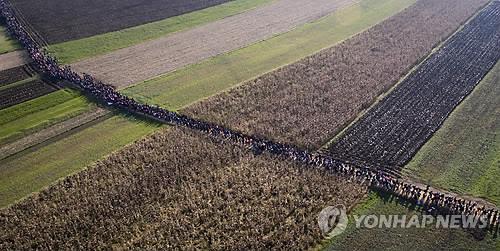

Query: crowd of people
[1,0,498,230]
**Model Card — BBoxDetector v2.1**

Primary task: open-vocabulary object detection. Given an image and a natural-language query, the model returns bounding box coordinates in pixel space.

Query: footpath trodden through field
[71,0,358,88]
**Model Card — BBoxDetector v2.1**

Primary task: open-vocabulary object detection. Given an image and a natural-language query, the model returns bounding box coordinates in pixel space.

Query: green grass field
[0,24,20,54]
[0,115,161,208]
[47,0,273,64]
[0,89,93,145]
[122,0,416,111]
[322,192,500,251]
[404,62,500,205]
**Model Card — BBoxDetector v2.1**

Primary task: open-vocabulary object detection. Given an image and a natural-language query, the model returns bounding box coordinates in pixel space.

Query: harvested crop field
[0,0,407,213]
[0,50,30,71]
[8,0,233,44]
[2,0,500,248]
[0,64,34,87]
[327,2,500,170]
[184,0,489,151]
[72,0,358,88]
[0,127,366,249]
[0,79,58,109]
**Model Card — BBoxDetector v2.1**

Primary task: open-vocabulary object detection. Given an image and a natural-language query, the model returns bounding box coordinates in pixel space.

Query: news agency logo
[318,205,490,238]
[318,204,348,238]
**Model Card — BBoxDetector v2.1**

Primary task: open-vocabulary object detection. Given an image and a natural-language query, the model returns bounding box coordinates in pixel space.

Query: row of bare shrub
[184,0,490,151]
[0,127,365,250]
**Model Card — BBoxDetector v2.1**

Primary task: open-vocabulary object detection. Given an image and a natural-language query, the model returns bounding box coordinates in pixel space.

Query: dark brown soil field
[0,64,33,87]
[0,79,57,109]
[0,127,365,250]
[184,0,489,151]
[327,2,500,170]
[8,0,232,44]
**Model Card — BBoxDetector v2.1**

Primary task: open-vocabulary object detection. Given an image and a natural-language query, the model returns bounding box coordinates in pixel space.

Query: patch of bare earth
[0,50,31,71]
[0,127,365,250]
[72,0,358,88]
[183,0,490,151]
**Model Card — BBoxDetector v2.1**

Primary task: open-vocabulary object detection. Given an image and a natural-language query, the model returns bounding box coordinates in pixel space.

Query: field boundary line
[0,107,110,160]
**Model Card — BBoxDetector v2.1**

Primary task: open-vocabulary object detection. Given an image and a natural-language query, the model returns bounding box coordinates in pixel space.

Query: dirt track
[72,0,357,88]
[0,51,30,71]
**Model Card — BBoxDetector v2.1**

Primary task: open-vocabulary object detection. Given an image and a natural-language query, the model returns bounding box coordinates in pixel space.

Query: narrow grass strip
[0,89,94,144]
[0,89,79,125]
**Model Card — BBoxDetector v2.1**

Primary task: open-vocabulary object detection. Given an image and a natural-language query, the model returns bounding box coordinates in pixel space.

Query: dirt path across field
[0,107,110,160]
[0,51,31,71]
[72,0,358,88]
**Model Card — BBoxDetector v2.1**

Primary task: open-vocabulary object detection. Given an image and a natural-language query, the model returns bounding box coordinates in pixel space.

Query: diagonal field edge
[327,1,500,170]
[1,0,499,228]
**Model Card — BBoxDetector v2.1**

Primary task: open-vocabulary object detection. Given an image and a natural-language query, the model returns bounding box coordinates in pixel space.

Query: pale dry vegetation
[0,127,365,250]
